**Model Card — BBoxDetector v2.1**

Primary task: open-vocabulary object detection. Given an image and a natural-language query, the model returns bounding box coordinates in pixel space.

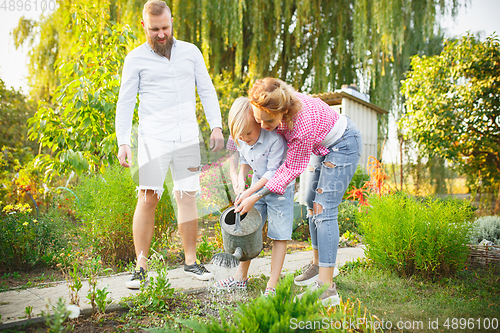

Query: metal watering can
[211,205,263,268]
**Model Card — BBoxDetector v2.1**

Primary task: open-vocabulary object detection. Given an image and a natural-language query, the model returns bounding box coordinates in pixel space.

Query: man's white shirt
[115,38,222,147]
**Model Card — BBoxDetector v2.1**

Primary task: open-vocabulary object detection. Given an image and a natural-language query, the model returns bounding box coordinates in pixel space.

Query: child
[214,97,295,296]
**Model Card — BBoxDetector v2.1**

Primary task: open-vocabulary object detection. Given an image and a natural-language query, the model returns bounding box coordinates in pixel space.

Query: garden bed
[3,261,499,333]
[0,223,311,292]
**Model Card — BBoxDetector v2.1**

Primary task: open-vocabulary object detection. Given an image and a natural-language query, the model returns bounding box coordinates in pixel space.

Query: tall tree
[0,79,37,158]
[401,33,500,212]
[11,0,145,102]
[26,1,136,179]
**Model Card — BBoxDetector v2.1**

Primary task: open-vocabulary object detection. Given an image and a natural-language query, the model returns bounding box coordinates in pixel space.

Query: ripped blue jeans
[304,117,362,267]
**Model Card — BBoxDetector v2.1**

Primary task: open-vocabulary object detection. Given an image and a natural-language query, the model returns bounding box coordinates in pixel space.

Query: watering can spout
[211,247,243,268]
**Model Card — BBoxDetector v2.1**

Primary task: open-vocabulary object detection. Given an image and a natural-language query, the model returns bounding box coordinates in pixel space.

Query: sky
[1,4,55,93]
[1,0,499,162]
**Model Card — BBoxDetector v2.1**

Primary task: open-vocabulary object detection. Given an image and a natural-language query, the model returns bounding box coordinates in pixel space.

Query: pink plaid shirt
[226,92,340,195]
[268,93,339,194]
[226,135,238,152]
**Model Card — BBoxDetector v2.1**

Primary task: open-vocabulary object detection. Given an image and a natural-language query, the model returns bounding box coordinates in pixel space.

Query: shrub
[196,235,218,263]
[73,164,176,265]
[358,193,475,278]
[0,203,69,271]
[338,200,358,235]
[469,215,500,245]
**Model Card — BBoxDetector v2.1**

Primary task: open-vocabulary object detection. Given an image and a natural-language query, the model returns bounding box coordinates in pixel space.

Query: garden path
[0,246,365,329]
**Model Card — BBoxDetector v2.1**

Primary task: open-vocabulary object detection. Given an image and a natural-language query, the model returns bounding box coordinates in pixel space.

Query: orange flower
[346,185,369,206]
[366,156,391,197]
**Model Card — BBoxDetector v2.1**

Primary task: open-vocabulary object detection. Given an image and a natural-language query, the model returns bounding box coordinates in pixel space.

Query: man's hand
[231,179,246,197]
[210,127,224,152]
[118,144,132,167]
[230,176,240,195]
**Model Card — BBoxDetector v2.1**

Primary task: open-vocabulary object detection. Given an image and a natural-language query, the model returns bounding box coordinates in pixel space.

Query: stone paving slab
[0,247,365,328]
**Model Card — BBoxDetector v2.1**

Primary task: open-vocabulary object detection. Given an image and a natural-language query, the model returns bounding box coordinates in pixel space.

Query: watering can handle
[234,195,242,233]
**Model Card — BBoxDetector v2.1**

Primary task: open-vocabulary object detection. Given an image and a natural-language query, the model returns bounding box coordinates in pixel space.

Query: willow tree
[174,0,460,167]
[15,0,460,99]
[11,0,145,102]
[171,0,357,93]
[353,0,459,182]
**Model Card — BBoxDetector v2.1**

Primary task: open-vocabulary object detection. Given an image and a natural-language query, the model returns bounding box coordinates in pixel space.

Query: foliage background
[74,164,176,265]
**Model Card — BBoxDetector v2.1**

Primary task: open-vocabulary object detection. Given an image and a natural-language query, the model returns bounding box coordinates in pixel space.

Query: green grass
[336,262,500,332]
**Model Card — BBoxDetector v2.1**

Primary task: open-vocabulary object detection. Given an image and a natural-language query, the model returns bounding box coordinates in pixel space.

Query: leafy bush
[196,235,218,263]
[470,216,500,245]
[338,200,358,235]
[358,193,475,278]
[0,203,69,271]
[73,164,176,265]
[0,80,38,204]
[339,230,361,248]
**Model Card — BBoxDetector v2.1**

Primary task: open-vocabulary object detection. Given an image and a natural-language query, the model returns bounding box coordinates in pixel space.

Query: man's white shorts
[137,136,201,196]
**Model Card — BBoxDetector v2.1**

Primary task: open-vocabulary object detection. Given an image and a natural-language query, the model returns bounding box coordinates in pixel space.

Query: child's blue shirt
[236,129,292,187]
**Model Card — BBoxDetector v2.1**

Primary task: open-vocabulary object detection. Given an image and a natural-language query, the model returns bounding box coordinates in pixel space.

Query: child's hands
[234,195,259,215]
[235,189,251,205]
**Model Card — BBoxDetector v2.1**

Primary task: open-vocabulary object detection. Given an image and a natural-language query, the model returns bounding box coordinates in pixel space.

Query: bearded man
[115,0,224,289]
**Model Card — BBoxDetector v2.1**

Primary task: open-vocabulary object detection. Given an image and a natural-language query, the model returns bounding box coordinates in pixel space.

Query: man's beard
[147,33,174,59]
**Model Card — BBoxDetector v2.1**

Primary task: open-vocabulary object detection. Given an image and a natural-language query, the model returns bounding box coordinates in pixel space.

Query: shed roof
[312,91,389,115]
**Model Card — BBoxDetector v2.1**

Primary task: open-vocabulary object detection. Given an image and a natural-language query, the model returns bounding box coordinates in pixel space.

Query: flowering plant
[346,156,393,207]
[346,185,370,206]
[365,156,391,196]
[0,203,68,270]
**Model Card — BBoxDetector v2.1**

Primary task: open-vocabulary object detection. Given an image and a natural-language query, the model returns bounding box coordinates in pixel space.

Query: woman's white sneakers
[294,263,341,306]
[294,263,339,286]
[294,280,341,307]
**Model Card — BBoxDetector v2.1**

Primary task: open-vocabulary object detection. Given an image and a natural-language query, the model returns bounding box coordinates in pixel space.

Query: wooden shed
[313,87,388,168]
